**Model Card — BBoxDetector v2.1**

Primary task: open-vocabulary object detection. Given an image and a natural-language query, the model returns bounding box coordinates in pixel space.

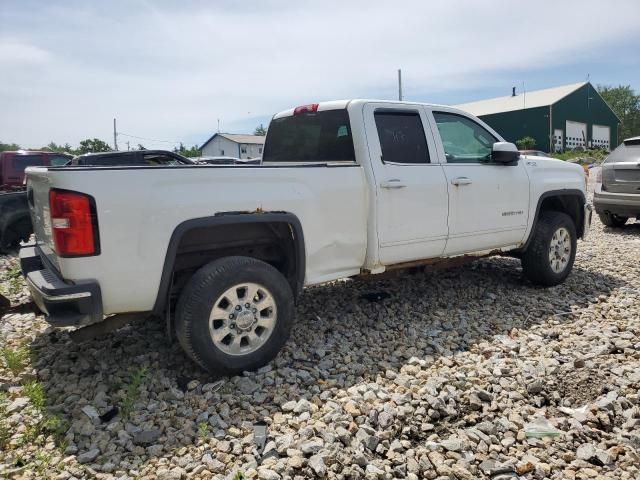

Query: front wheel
[598,212,628,228]
[521,211,577,286]
[175,256,294,374]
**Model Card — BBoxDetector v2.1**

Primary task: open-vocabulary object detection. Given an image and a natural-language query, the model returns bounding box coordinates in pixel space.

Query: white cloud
[0,40,52,66]
[1,0,639,147]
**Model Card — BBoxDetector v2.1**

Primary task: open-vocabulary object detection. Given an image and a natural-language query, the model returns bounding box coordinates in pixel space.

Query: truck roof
[272,99,460,119]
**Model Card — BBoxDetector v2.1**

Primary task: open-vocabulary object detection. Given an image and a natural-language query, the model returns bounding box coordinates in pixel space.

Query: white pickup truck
[21,100,592,373]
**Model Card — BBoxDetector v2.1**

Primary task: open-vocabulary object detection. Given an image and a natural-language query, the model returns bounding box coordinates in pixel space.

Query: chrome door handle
[451,177,472,186]
[380,179,407,189]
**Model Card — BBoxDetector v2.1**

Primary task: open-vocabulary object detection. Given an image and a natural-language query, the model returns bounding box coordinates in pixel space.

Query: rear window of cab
[263,109,355,163]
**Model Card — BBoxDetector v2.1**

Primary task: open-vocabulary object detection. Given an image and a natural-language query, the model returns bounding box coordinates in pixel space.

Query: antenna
[398,69,403,101]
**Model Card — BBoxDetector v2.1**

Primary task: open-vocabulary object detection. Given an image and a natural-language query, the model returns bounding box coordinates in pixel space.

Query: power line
[117,131,182,145]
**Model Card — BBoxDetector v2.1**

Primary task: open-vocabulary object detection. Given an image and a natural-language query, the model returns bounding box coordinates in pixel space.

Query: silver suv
[594,137,640,227]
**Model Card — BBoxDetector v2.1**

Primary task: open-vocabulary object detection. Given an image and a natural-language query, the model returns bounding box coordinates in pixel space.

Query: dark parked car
[70,150,194,166]
[594,137,640,227]
[0,150,194,252]
[0,150,72,189]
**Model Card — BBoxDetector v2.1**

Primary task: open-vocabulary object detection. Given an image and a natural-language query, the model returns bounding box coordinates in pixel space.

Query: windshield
[263,109,355,163]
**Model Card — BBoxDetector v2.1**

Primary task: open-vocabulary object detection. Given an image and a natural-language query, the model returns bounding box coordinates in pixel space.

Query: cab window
[374,111,430,164]
[433,112,497,163]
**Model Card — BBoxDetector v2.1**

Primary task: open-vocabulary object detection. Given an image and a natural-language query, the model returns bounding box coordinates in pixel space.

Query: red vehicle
[0,151,72,190]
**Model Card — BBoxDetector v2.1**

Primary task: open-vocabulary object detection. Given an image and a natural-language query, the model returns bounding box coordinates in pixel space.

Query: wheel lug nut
[252,308,257,313]
[230,323,236,329]
[235,305,242,311]
[245,303,250,308]
[229,314,235,319]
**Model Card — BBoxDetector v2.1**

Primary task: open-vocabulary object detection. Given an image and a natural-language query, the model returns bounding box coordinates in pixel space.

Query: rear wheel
[175,256,294,374]
[598,212,628,228]
[0,218,32,252]
[521,211,577,286]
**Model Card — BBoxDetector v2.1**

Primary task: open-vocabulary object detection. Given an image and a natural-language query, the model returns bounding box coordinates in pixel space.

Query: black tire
[175,256,294,375]
[0,218,32,253]
[598,212,628,228]
[521,211,577,286]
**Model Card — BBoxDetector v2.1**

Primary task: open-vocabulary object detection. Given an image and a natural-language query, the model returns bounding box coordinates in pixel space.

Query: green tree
[174,142,201,158]
[0,141,21,152]
[597,85,640,142]
[516,136,536,150]
[44,142,75,154]
[253,124,267,136]
[137,144,146,150]
[76,138,112,154]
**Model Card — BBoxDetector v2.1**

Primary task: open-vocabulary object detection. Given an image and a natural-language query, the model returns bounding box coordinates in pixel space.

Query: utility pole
[113,118,118,151]
[217,119,220,133]
[126,141,130,151]
[398,69,403,101]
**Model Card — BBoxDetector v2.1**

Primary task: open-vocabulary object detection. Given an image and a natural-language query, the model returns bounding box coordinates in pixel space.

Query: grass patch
[23,380,45,410]
[120,367,149,420]
[0,263,24,297]
[231,472,246,480]
[551,148,608,162]
[19,413,68,448]
[197,421,209,440]
[1,346,30,376]
[0,392,10,448]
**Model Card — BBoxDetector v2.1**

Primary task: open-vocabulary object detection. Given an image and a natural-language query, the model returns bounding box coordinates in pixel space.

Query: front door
[429,110,530,255]
[363,103,449,265]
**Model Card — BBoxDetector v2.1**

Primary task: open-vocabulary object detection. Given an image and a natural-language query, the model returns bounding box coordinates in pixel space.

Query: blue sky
[1,0,639,149]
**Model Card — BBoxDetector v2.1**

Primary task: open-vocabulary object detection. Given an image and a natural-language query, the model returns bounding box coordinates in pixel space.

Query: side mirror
[492,142,520,164]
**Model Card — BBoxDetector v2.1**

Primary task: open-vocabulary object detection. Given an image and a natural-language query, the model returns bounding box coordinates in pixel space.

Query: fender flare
[520,189,586,251]
[152,211,306,316]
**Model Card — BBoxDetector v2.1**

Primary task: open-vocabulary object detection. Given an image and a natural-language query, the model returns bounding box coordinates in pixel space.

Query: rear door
[363,103,449,265]
[602,139,640,194]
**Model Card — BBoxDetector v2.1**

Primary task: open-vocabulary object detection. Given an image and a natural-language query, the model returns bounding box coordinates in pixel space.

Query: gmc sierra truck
[20,100,592,374]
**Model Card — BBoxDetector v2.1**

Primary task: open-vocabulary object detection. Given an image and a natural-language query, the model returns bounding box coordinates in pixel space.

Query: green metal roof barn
[456,82,620,153]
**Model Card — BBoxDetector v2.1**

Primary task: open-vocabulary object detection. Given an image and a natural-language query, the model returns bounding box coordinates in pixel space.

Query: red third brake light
[293,103,319,115]
[49,189,98,256]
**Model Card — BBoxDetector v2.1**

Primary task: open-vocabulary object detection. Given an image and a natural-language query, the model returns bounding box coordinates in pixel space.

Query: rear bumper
[594,184,640,218]
[19,245,103,327]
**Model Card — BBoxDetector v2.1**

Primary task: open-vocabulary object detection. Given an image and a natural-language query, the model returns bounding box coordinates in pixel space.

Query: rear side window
[263,109,355,163]
[12,155,46,169]
[11,155,46,172]
[374,111,430,164]
[49,155,71,166]
[604,142,640,164]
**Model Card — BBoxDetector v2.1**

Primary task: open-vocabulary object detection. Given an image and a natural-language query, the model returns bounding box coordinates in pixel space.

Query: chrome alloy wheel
[548,227,572,274]
[209,283,276,356]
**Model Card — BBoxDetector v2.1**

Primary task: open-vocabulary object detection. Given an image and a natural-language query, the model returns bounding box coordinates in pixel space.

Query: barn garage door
[566,121,586,149]
[592,125,610,151]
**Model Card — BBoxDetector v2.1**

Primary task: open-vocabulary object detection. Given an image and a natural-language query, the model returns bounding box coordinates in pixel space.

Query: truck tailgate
[25,167,59,270]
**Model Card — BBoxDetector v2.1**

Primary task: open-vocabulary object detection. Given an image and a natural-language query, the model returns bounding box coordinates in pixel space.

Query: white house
[200,133,265,159]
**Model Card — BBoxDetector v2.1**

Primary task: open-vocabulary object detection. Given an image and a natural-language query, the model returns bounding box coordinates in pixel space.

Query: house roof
[200,133,265,150]
[455,82,588,116]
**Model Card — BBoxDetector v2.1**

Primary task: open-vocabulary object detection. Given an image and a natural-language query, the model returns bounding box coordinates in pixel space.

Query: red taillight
[293,103,319,115]
[49,189,98,256]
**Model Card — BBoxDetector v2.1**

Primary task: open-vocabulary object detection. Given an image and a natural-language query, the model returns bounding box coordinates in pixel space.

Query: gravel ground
[0,214,639,480]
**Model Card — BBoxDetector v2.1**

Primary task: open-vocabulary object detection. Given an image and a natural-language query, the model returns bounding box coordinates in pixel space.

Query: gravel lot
[0,214,639,480]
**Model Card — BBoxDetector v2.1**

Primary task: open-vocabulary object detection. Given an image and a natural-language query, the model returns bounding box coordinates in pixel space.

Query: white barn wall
[201,136,265,159]
[201,137,238,157]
